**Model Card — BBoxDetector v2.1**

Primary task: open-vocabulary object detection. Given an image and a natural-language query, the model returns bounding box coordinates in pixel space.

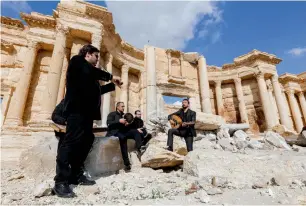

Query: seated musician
[167,98,196,152]
[126,110,152,147]
[106,102,143,171]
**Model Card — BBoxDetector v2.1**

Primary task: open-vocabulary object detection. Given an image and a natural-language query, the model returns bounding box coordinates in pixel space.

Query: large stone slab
[85,136,135,177]
[183,149,306,188]
[195,112,225,130]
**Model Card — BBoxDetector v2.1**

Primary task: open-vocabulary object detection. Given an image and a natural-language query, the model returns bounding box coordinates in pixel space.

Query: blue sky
[1,1,305,104]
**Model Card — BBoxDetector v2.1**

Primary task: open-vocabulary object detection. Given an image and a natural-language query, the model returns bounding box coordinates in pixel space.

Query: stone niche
[23,50,51,125]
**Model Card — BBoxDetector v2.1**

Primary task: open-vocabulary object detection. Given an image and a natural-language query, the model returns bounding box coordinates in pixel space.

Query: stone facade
[1,0,305,134]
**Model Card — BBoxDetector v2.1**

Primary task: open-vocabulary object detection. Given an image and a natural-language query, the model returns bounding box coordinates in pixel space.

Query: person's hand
[112,77,123,88]
[182,122,187,127]
[169,119,174,125]
[119,118,127,124]
[137,129,143,133]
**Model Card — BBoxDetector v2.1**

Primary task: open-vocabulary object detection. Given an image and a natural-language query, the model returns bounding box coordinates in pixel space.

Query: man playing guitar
[167,98,196,152]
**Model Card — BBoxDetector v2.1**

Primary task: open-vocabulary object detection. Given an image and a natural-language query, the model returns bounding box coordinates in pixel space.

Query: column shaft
[101,53,113,127]
[120,65,129,110]
[267,79,279,125]
[234,78,249,124]
[198,56,212,113]
[297,92,306,123]
[5,41,39,126]
[256,72,275,130]
[43,25,68,119]
[271,75,292,128]
[56,48,70,104]
[286,89,303,132]
[214,80,224,116]
[146,46,157,120]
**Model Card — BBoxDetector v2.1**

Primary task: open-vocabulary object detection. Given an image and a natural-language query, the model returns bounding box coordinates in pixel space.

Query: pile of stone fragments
[1,120,306,205]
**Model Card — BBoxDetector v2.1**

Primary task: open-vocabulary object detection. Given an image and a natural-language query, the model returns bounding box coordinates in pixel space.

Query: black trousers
[54,114,95,184]
[115,129,142,166]
[167,128,194,152]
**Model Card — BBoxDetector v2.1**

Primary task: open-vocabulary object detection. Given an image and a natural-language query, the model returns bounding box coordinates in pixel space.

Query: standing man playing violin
[53,44,122,198]
[167,98,196,152]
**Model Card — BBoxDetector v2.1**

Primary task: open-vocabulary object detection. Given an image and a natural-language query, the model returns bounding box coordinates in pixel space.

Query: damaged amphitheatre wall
[1,0,306,135]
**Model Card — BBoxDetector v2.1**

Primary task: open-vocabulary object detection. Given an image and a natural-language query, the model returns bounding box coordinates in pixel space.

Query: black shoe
[52,183,76,198]
[69,175,96,186]
[124,165,131,172]
[166,146,173,152]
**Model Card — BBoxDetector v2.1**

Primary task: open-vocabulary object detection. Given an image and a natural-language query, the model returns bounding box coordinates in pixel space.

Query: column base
[4,118,23,127]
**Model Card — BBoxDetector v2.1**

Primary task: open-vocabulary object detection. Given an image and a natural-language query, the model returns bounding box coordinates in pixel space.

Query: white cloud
[105,1,223,50]
[173,101,182,106]
[287,47,306,57]
[2,1,32,17]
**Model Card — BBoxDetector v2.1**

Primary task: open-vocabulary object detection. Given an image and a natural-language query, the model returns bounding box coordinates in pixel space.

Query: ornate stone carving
[56,24,69,35]
[20,12,56,29]
[255,72,265,80]
[0,16,24,29]
[271,74,279,82]
[121,64,129,73]
[234,78,241,85]
[285,89,295,96]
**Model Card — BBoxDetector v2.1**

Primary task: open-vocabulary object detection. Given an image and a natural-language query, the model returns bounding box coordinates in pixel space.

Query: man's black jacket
[106,111,127,136]
[63,55,114,120]
[168,108,197,137]
[129,117,144,129]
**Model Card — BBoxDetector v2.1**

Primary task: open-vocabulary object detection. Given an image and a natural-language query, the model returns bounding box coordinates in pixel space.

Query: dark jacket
[63,55,114,120]
[106,111,127,136]
[168,108,197,137]
[129,117,144,129]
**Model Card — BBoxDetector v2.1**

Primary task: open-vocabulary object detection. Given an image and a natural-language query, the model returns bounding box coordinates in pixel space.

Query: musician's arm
[187,112,196,125]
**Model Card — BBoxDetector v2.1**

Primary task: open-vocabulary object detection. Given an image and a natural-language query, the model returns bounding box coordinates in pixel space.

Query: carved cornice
[0,16,24,29]
[20,12,56,29]
[121,42,144,60]
[221,49,282,71]
[165,49,181,58]
[1,39,14,52]
[278,73,305,84]
[207,65,222,72]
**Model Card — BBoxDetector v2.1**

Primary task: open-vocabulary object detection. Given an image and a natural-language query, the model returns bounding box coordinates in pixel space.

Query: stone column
[198,56,212,114]
[56,48,70,104]
[271,75,292,129]
[297,92,306,123]
[266,79,279,126]
[214,80,224,116]
[179,53,183,76]
[5,41,39,126]
[166,51,172,75]
[120,64,129,110]
[101,53,113,127]
[146,46,157,119]
[234,78,249,124]
[286,89,303,132]
[43,24,69,119]
[256,72,275,130]
[91,32,102,66]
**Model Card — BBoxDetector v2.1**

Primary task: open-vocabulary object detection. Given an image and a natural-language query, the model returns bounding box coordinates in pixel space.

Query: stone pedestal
[5,41,39,126]
[271,75,292,129]
[234,78,249,124]
[42,25,69,119]
[198,56,212,114]
[286,89,303,133]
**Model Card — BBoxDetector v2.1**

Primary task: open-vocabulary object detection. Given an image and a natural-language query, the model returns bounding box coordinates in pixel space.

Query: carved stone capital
[271,74,279,83]
[121,64,129,73]
[56,24,69,35]
[27,40,39,50]
[106,53,113,64]
[255,72,265,80]
[234,78,241,85]
[214,80,222,88]
[297,91,305,98]
[285,89,295,96]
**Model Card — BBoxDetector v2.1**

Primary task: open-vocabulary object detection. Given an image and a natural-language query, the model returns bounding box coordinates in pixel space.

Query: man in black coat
[106,102,143,171]
[131,110,152,146]
[167,99,196,152]
[53,44,121,198]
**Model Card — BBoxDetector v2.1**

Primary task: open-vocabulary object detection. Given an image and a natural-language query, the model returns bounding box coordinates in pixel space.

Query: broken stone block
[264,131,291,150]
